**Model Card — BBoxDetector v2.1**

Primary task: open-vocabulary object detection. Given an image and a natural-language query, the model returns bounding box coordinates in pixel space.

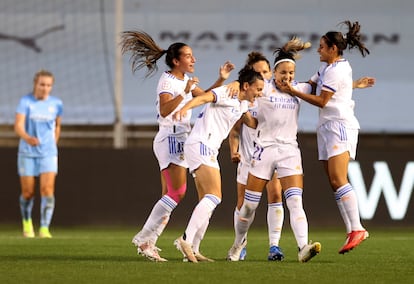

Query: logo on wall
[160,31,399,51]
[349,161,414,220]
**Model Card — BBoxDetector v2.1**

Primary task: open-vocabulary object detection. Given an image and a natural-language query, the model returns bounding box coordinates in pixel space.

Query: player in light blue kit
[14,70,63,238]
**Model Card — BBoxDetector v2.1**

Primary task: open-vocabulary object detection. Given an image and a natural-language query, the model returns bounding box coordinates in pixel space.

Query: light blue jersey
[16,93,63,157]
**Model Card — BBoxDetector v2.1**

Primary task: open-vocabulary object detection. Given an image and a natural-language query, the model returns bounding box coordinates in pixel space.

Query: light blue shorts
[17,155,58,176]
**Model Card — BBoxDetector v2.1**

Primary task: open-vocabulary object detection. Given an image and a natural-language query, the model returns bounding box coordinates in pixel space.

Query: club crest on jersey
[161,81,172,90]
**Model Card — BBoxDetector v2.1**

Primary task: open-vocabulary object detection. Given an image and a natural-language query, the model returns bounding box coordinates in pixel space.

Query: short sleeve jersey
[238,100,258,163]
[186,85,250,150]
[155,71,194,142]
[310,59,360,129]
[16,93,63,157]
[255,80,311,147]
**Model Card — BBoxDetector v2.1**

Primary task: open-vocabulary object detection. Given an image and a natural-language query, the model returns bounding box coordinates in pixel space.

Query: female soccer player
[227,38,321,263]
[120,30,234,262]
[277,21,372,254]
[15,69,63,238]
[228,51,284,261]
[173,66,264,263]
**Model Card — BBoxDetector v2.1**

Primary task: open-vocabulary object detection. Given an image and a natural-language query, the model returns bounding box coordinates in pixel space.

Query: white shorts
[153,134,188,171]
[317,120,358,161]
[237,159,277,185]
[249,143,303,180]
[236,160,250,185]
[184,142,219,174]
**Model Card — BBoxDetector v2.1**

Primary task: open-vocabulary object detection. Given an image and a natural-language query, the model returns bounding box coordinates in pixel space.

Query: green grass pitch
[1,226,413,284]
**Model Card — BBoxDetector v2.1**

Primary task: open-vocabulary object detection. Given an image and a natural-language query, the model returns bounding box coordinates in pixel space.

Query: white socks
[267,202,284,246]
[284,188,308,249]
[233,206,256,245]
[335,183,364,231]
[183,194,221,244]
[138,195,177,243]
[235,190,262,245]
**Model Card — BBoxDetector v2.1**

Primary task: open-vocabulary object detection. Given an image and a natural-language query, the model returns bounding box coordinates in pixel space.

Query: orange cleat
[339,230,369,254]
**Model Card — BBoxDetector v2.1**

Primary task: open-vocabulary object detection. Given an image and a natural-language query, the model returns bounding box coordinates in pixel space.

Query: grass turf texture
[1,226,413,284]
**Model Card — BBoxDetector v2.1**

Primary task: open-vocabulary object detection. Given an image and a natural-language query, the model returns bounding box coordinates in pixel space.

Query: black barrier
[1,134,413,228]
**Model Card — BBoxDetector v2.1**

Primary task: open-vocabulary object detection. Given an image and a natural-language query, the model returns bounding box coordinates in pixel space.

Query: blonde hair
[33,69,54,84]
[32,69,54,94]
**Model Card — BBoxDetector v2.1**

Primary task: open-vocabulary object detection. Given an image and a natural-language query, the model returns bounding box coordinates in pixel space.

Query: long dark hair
[323,21,370,57]
[120,30,188,77]
[238,65,263,86]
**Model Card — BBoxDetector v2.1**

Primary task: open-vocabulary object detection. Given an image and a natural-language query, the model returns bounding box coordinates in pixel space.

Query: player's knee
[166,183,186,203]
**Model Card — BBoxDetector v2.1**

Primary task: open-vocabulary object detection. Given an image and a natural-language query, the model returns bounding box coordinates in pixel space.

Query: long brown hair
[120,30,188,77]
[273,37,311,67]
[322,21,370,57]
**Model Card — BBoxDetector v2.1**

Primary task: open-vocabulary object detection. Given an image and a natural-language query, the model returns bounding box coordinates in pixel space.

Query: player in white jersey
[228,38,322,263]
[228,52,284,261]
[15,70,63,239]
[173,67,264,263]
[120,30,235,262]
[277,21,374,255]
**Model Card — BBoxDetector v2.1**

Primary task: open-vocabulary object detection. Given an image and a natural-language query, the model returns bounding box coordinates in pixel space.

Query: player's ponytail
[323,21,370,57]
[120,30,189,77]
[273,37,311,68]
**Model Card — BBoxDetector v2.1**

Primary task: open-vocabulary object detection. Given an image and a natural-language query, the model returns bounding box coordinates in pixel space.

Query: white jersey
[255,80,311,147]
[186,85,250,150]
[310,59,360,129]
[238,79,270,163]
[154,71,194,142]
[239,101,258,164]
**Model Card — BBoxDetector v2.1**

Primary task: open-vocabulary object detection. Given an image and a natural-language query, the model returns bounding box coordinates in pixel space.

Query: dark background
[1,132,413,229]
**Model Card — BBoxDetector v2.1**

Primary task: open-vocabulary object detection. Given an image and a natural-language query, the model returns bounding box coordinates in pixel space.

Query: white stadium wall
[0,0,413,133]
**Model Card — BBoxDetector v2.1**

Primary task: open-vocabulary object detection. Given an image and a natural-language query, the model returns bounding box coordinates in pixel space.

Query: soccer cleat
[298,241,321,263]
[39,226,52,238]
[132,239,167,262]
[194,252,214,262]
[239,247,247,261]
[226,239,247,261]
[183,252,215,262]
[22,219,35,238]
[339,230,369,254]
[268,245,284,261]
[174,236,198,263]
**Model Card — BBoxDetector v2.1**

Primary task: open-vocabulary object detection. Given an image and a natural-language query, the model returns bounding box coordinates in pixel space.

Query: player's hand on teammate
[230,151,241,163]
[173,109,187,121]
